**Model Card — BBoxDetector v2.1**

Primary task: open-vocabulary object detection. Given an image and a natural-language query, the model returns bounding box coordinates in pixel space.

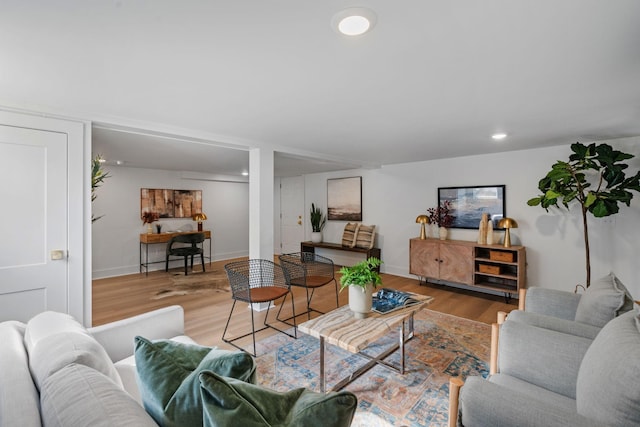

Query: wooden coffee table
[297,293,433,392]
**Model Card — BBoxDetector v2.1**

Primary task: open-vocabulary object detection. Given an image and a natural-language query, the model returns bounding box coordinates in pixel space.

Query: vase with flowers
[427,201,454,240]
[141,211,159,234]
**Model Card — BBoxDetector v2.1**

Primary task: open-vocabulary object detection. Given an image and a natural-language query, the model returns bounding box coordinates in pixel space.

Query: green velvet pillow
[134,337,256,427]
[199,370,357,427]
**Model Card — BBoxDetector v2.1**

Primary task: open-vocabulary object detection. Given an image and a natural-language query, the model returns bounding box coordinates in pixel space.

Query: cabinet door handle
[439,259,444,263]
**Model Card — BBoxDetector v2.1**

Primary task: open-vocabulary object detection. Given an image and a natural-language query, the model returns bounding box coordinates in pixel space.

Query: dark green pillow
[134,337,256,427]
[199,370,357,427]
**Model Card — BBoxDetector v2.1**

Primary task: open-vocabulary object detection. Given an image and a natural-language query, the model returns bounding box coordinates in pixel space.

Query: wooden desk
[139,230,211,275]
[298,294,433,392]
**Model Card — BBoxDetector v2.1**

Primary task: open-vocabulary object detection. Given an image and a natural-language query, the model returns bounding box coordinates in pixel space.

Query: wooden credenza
[409,238,526,298]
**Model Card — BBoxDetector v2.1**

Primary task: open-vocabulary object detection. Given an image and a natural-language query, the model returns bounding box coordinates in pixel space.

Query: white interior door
[280,176,304,254]
[0,124,69,322]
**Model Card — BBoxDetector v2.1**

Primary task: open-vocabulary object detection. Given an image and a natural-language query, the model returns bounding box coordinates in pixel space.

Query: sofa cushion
[30,331,123,391]
[40,363,158,427]
[199,370,358,427]
[341,223,359,248]
[115,335,198,404]
[574,272,634,327]
[576,310,640,425]
[354,224,376,249]
[134,336,256,427]
[0,321,41,427]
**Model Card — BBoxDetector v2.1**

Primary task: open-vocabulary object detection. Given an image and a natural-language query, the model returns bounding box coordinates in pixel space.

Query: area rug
[152,269,230,299]
[254,309,490,427]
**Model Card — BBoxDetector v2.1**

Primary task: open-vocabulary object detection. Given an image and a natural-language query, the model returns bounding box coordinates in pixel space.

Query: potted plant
[91,155,110,223]
[427,200,454,240]
[339,257,383,318]
[528,142,640,288]
[310,203,326,243]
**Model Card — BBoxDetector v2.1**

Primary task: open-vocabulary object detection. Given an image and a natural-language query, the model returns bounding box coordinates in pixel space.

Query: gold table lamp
[498,217,518,247]
[415,215,430,240]
[193,212,207,231]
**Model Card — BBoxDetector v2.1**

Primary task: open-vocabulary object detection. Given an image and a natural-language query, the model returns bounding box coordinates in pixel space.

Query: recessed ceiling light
[331,8,377,36]
[492,133,507,140]
[241,171,249,176]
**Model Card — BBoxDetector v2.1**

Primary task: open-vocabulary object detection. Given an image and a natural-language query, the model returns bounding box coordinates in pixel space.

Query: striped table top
[298,294,434,353]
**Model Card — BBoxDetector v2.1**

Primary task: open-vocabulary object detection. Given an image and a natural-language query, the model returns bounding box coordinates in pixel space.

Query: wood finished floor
[92,258,517,348]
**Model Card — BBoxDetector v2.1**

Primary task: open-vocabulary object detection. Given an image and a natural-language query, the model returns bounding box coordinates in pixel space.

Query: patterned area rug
[255,309,490,427]
[151,269,230,299]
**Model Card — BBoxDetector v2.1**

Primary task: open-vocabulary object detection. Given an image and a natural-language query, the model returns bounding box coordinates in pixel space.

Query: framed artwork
[438,185,506,229]
[140,188,202,219]
[327,176,362,221]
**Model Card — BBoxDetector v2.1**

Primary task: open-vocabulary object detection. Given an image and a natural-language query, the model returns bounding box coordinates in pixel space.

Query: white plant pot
[311,231,323,243]
[348,284,374,319]
[439,226,448,240]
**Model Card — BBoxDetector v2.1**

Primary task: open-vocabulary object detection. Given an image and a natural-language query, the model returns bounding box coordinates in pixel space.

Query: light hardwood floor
[92,258,517,348]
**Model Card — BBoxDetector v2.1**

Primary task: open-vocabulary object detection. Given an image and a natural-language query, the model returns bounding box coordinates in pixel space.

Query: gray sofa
[0,305,192,427]
[451,305,640,426]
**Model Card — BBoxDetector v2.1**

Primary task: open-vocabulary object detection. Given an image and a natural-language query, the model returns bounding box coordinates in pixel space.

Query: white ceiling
[2,1,640,177]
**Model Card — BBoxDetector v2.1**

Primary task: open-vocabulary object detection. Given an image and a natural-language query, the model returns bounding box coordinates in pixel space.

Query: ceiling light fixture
[331,7,377,36]
[492,133,507,140]
[241,171,249,176]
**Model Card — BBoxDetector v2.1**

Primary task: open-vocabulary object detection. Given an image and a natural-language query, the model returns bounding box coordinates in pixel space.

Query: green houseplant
[310,203,326,243]
[339,257,382,318]
[91,155,110,223]
[527,142,640,288]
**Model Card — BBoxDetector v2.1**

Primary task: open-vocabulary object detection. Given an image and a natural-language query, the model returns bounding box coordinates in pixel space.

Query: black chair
[223,259,297,356]
[165,233,206,275]
[278,252,339,321]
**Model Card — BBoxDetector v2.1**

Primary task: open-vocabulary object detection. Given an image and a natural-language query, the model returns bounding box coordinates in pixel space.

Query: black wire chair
[165,233,206,275]
[278,252,339,321]
[223,259,297,356]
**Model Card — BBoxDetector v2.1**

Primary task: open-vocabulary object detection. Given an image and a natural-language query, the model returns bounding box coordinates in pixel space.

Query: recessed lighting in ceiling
[492,133,507,141]
[241,171,249,176]
[331,7,377,36]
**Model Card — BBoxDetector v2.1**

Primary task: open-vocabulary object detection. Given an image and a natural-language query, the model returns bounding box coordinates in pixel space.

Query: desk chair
[223,259,297,356]
[278,252,339,321]
[165,233,206,275]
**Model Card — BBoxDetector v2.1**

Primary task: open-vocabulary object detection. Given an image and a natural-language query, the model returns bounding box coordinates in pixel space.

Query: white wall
[92,167,249,278]
[303,139,640,297]
[92,138,640,299]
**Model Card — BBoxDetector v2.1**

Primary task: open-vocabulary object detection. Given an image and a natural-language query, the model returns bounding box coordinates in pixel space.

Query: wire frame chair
[278,252,339,321]
[223,259,297,356]
[165,233,206,275]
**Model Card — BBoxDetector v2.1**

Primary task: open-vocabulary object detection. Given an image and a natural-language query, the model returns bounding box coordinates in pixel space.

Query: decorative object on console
[155,223,162,234]
[310,203,326,243]
[192,212,207,231]
[527,142,640,288]
[497,217,518,247]
[341,222,360,247]
[141,211,158,234]
[477,213,488,244]
[327,176,362,221]
[415,215,429,240]
[439,185,505,229]
[339,257,382,319]
[428,200,454,240]
[486,219,494,244]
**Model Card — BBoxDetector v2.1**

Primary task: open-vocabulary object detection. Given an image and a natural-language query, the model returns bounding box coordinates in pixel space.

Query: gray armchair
[449,308,640,426]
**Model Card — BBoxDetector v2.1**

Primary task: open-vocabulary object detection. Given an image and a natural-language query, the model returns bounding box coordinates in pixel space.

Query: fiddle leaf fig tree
[527,142,640,288]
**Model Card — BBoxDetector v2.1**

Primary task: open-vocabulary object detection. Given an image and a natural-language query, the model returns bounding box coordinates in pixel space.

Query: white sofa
[0,305,195,427]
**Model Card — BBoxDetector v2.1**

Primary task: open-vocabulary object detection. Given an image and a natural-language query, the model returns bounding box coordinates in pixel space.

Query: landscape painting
[438,185,505,229]
[327,176,362,221]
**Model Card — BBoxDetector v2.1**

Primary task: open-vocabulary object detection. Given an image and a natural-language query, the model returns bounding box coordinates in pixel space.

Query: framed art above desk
[139,230,211,275]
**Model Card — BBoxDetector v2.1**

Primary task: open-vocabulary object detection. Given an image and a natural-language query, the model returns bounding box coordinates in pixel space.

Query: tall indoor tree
[91,155,110,223]
[528,142,640,288]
